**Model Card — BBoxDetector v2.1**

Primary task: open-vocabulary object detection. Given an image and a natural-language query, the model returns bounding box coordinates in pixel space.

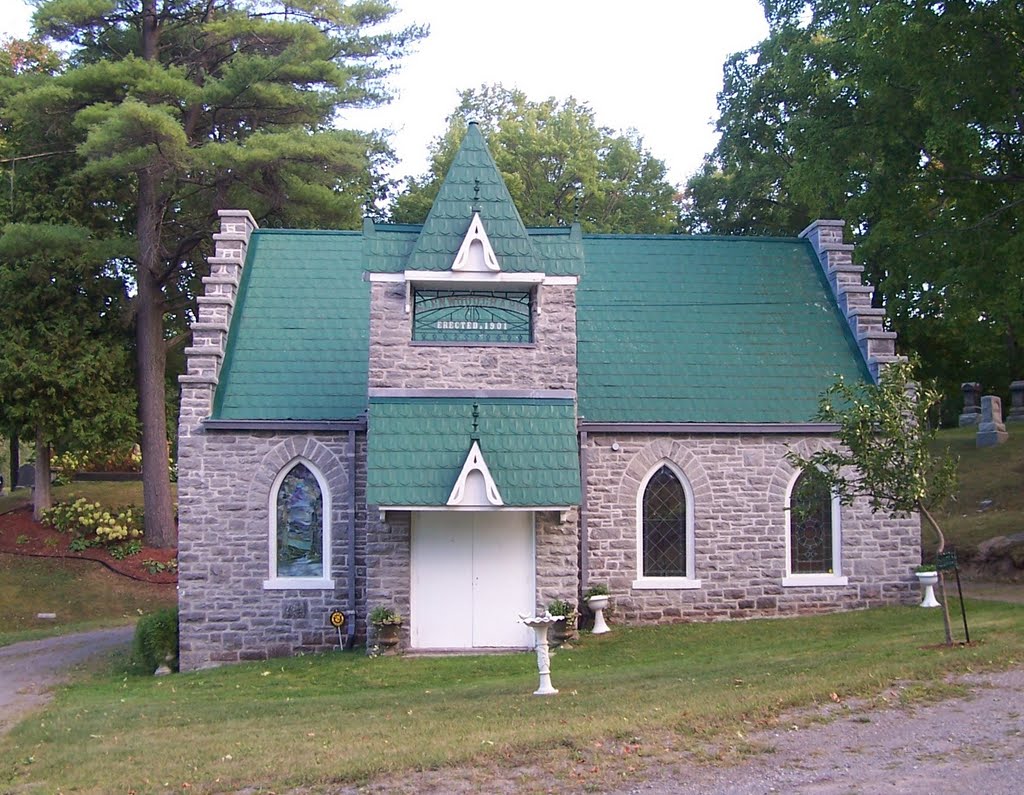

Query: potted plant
[914,564,940,608]
[583,583,611,634]
[369,605,402,649]
[546,599,578,647]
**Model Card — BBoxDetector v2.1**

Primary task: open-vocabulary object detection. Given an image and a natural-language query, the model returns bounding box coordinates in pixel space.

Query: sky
[3,0,769,188]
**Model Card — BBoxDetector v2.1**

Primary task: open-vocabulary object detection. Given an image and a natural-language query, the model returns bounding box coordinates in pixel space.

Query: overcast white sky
[4,0,769,187]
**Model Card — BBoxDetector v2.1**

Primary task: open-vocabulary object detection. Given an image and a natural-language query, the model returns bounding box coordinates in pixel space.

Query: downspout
[579,429,589,593]
[346,429,357,649]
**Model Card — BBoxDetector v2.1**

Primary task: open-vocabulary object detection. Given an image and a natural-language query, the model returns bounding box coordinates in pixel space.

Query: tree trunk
[919,502,954,646]
[136,168,176,548]
[32,427,51,521]
[134,1,176,549]
[9,433,18,492]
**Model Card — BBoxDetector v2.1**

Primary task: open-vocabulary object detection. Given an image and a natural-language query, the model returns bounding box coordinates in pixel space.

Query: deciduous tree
[786,360,959,644]
[393,85,681,233]
[0,223,137,519]
[684,1,1024,412]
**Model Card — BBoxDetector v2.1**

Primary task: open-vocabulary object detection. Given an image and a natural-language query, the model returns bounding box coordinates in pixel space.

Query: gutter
[346,429,357,650]
[579,430,589,593]
[578,422,841,434]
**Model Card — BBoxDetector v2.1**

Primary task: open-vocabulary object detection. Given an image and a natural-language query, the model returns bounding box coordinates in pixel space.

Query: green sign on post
[936,550,958,571]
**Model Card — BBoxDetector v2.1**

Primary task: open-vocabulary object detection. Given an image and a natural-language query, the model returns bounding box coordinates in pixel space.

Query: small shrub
[110,540,143,560]
[141,557,178,575]
[547,599,577,617]
[68,536,97,553]
[132,608,179,674]
[15,534,29,545]
[51,446,143,480]
[41,499,143,551]
[584,583,610,599]
[369,606,401,626]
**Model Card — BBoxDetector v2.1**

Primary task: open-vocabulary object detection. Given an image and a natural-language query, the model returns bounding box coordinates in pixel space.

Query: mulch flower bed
[0,506,177,585]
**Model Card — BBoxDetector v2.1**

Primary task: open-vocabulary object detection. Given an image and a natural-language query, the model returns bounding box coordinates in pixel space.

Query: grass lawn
[2,600,1022,794]
[0,554,177,647]
[927,427,1024,558]
[0,480,166,515]
[0,479,177,646]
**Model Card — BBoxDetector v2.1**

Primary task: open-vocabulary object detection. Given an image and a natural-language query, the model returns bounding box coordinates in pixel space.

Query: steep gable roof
[212,230,368,421]
[208,127,875,425]
[405,122,539,273]
[576,234,872,423]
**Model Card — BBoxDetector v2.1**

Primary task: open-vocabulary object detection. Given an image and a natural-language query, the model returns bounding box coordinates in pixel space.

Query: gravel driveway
[0,625,134,736]
[611,667,1024,795]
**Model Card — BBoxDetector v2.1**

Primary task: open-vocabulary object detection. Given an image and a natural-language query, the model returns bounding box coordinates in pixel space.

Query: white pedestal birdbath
[519,613,564,696]
[587,594,611,634]
[915,571,940,608]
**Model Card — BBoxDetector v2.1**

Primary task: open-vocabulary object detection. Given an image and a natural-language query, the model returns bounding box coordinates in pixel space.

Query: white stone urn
[587,594,611,634]
[915,570,940,608]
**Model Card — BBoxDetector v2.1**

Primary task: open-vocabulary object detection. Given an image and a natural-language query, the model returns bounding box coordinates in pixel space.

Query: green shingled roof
[366,398,581,507]
[212,230,368,421]
[576,235,872,423]
[406,122,541,273]
[211,124,874,426]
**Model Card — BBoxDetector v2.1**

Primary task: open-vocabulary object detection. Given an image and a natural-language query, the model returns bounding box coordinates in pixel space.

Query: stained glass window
[275,463,324,578]
[643,466,687,577]
[789,471,833,574]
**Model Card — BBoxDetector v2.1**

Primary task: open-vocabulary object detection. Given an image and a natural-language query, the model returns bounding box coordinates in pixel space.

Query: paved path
[0,625,134,736]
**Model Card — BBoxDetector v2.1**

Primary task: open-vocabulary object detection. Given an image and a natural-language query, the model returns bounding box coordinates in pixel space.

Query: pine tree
[6,1,425,545]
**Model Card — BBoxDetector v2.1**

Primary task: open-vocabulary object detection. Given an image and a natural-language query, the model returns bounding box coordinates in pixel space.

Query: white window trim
[782,470,847,587]
[263,457,335,591]
[632,460,701,590]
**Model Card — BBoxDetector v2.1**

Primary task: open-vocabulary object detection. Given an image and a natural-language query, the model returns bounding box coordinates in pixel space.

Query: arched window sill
[782,574,848,587]
[263,577,335,591]
[632,577,702,590]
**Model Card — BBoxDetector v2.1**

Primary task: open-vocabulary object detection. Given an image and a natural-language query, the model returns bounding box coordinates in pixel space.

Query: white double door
[411,511,535,649]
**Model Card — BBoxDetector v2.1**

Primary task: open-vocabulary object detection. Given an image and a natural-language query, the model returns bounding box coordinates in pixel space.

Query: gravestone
[958,382,981,426]
[16,463,34,489]
[976,395,1008,447]
[1008,381,1024,422]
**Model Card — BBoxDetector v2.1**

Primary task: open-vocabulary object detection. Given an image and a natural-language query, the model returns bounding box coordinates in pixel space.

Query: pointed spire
[406,121,537,272]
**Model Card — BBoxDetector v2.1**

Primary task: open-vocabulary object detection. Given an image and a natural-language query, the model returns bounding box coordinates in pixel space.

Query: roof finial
[471,402,480,442]
[472,178,481,215]
[573,189,582,224]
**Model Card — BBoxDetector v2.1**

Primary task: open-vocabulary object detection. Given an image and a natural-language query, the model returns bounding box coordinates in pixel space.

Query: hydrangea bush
[41,497,144,557]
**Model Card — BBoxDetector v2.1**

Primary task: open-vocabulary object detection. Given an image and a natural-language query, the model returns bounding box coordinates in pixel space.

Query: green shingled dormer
[176,122,918,671]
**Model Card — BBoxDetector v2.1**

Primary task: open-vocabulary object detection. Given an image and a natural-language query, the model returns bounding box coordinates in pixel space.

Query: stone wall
[177,431,363,670]
[583,433,920,623]
[363,509,411,649]
[535,509,580,609]
[799,220,901,381]
[367,281,577,391]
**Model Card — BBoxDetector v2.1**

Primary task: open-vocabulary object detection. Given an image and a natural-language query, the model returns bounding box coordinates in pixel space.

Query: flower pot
[915,571,940,608]
[374,623,401,649]
[550,616,577,647]
[587,594,611,634]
